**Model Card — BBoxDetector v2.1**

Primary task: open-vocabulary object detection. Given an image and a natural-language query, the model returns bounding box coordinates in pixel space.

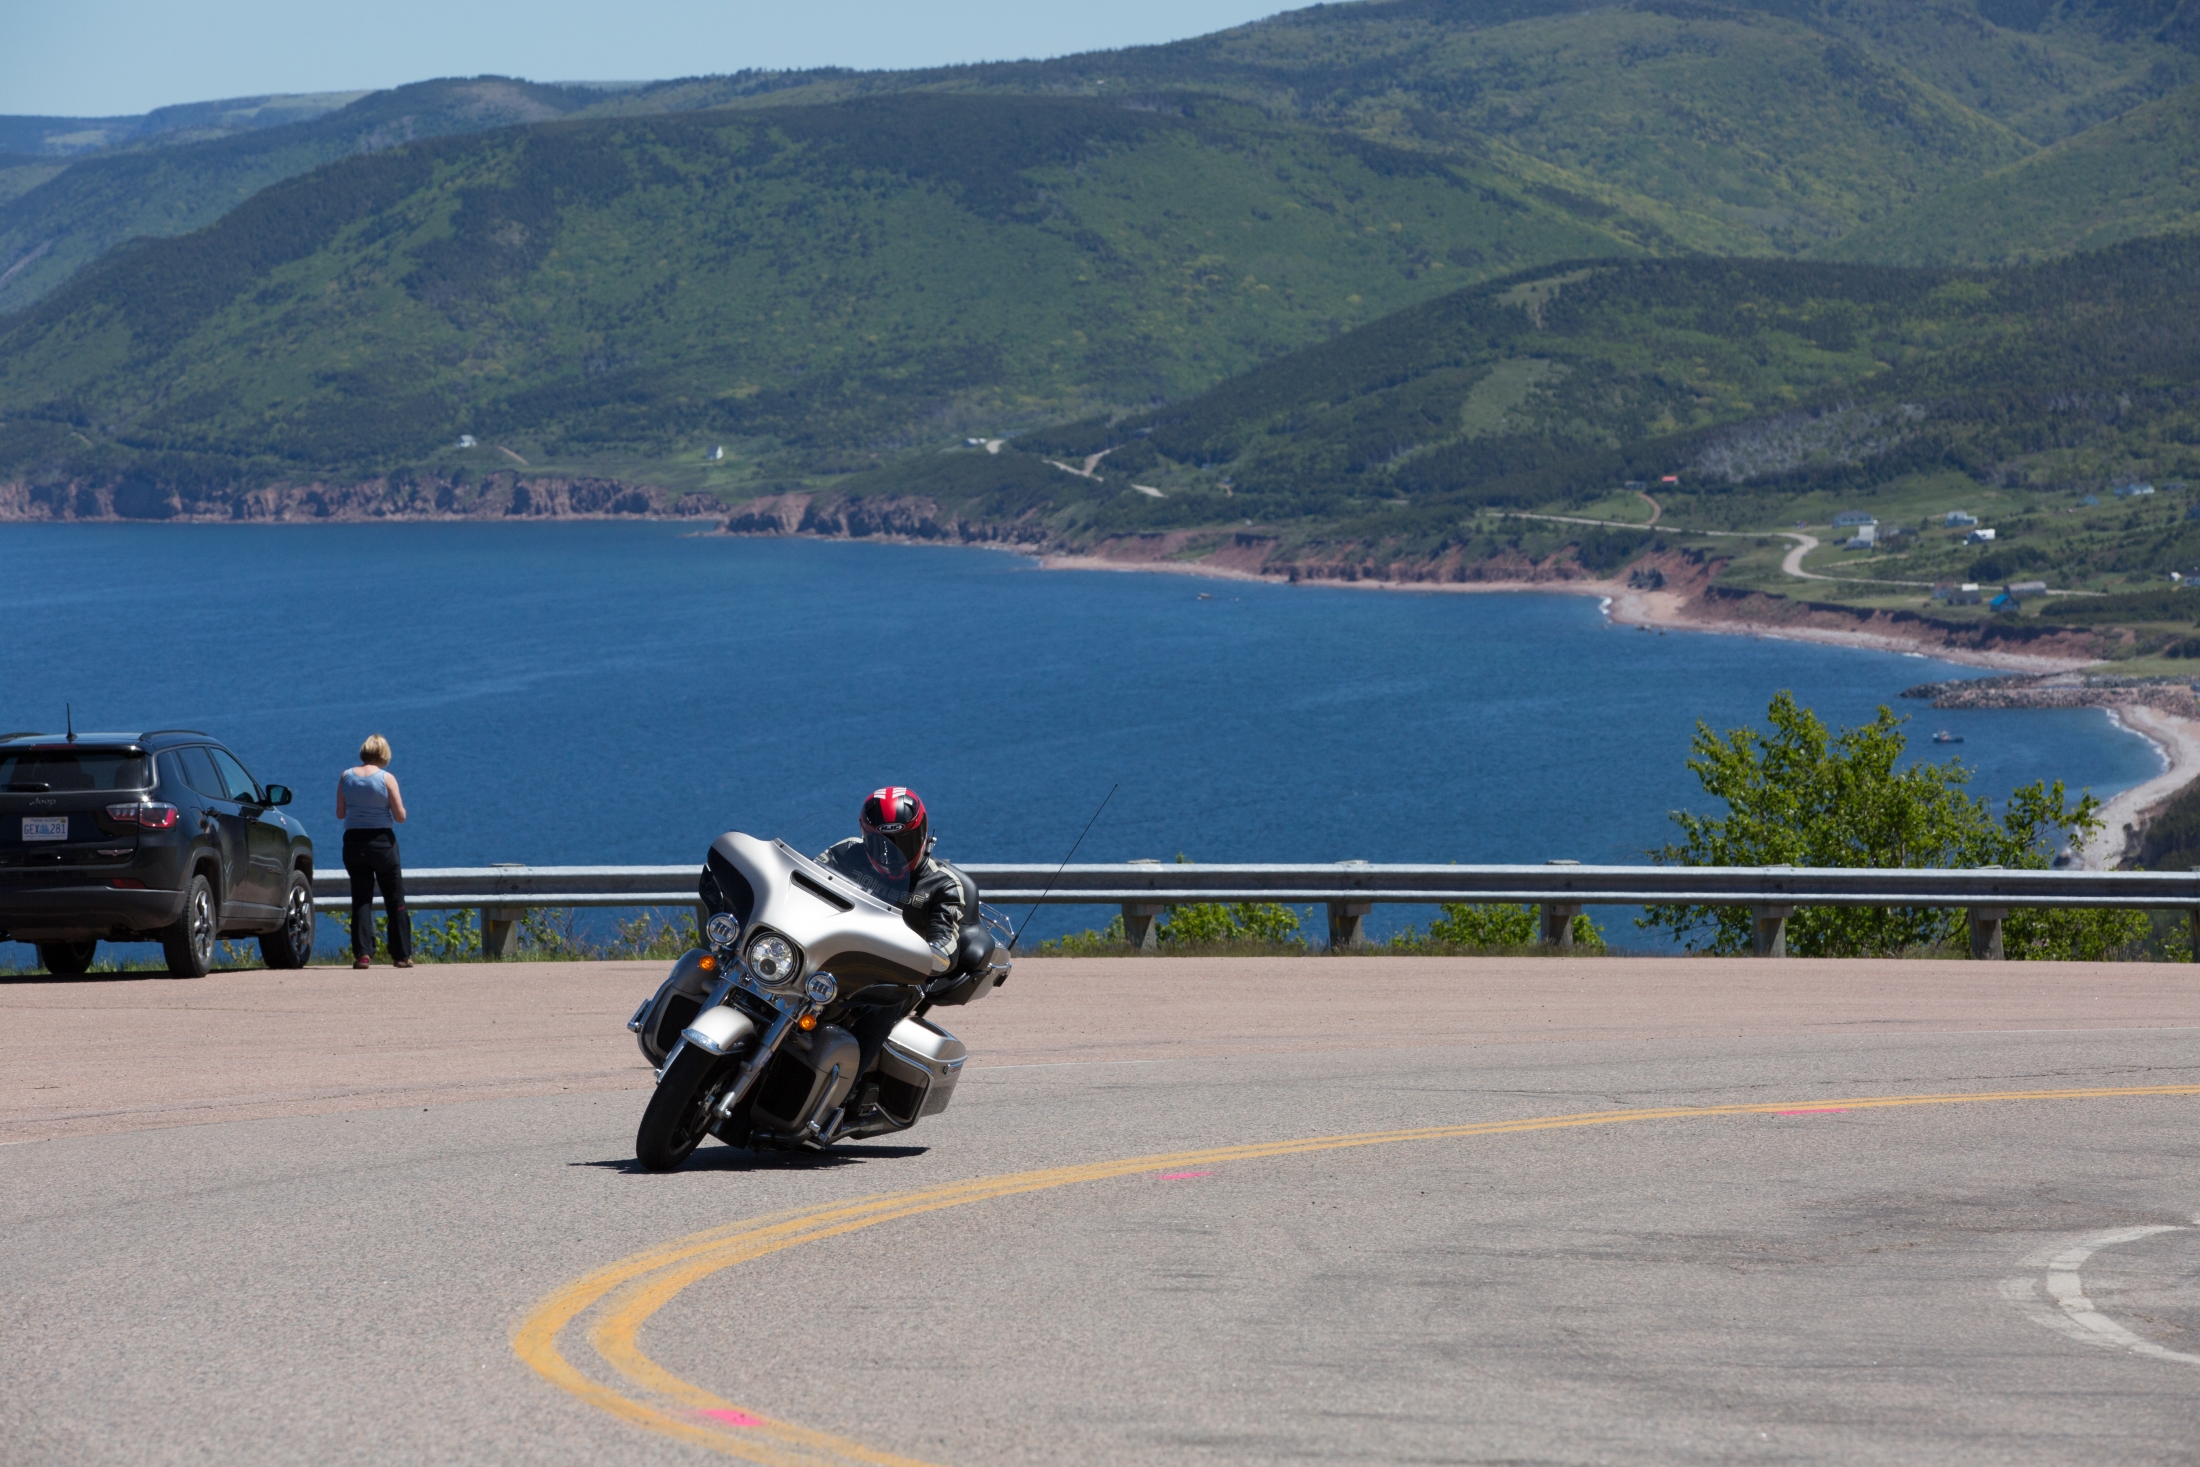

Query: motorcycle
[626,830,1012,1172]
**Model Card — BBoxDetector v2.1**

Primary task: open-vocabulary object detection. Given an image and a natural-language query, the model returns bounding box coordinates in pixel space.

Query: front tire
[261,873,315,969]
[37,940,96,976]
[636,1044,732,1173]
[163,874,216,978]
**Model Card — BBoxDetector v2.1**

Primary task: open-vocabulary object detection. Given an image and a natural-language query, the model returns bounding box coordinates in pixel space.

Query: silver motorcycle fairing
[708,831,942,986]
[630,948,719,1065]
[745,1023,861,1142]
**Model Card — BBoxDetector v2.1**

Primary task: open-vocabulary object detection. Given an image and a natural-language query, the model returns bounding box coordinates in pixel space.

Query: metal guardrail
[312,861,2200,960]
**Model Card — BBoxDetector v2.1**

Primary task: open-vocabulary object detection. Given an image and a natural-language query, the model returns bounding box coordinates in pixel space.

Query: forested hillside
[810,236,2200,588]
[1826,78,2200,264]
[0,79,608,311]
[7,0,2199,311]
[0,94,1629,497]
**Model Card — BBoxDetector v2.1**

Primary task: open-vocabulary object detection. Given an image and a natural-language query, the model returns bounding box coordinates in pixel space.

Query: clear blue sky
[3,0,1293,118]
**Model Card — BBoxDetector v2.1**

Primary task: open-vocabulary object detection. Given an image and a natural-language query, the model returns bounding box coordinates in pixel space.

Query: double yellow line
[514,1083,2200,1465]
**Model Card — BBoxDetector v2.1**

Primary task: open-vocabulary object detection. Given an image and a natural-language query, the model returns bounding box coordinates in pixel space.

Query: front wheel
[37,940,96,976]
[636,1045,732,1172]
[261,873,315,969]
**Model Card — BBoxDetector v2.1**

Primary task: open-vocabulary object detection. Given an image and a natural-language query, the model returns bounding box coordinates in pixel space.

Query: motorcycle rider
[816,786,967,960]
[816,787,990,1103]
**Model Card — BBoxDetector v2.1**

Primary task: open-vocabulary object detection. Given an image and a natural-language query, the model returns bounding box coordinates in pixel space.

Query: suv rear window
[0,749,150,792]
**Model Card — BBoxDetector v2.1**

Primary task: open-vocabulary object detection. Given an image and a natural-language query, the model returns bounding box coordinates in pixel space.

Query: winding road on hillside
[7,957,2200,1464]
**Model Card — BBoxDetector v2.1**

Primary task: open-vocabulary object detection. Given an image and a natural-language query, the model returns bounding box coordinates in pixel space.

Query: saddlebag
[878,1016,967,1120]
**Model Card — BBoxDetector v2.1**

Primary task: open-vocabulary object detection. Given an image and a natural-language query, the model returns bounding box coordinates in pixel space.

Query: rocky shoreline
[0,472,721,521]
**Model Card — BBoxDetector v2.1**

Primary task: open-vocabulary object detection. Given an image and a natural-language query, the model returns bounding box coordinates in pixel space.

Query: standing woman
[336,735,412,969]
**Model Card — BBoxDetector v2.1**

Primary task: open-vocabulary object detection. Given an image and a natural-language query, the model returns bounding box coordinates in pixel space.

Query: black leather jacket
[815,838,968,949]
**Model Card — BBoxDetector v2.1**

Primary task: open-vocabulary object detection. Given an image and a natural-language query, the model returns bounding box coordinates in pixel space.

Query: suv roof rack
[137,729,213,740]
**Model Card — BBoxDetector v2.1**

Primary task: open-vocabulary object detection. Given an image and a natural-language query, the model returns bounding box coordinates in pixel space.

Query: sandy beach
[1037,552,2095,674]
[2082,703,2200,866]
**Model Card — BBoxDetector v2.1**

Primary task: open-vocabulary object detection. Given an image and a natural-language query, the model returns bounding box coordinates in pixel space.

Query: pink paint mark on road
[1774,1107,1852,1116]
[704,1409,765,1428]
[1157,1171,1213,1181]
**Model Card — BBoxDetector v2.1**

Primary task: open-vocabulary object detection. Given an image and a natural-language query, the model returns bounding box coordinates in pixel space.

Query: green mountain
[0,94,1633,495]
[0,79,609,312]
[1825,77,2200,264]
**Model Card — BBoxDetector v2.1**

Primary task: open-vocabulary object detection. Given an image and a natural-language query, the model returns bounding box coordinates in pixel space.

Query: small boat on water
[1932,729,1964,744]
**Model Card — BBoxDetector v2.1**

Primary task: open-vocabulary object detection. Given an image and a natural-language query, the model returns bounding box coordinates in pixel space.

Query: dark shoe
[393,959,413,969]
[352,955,371,969]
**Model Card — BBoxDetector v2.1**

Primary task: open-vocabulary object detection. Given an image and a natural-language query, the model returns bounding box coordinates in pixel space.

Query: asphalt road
[4,958,2199,1465]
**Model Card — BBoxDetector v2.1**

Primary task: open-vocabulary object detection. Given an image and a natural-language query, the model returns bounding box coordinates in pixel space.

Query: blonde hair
[358,734,392,767]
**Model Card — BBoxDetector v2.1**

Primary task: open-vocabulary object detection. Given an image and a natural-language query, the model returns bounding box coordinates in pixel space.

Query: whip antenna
[1011,782,1118,949]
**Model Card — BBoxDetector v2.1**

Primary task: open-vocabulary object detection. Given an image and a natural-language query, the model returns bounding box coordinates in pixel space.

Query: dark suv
[0,730,315,977]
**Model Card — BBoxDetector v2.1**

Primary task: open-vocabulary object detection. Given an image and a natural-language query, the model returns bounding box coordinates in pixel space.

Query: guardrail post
[2190,908,2200,962]
[1968,907,2006,961]
[482,862,525,959]
[1327,901,1371,951]
[481,907,522,960]
[1122,903,1164,952]
[1752,905,1794,958]
[1540,902,1582,949]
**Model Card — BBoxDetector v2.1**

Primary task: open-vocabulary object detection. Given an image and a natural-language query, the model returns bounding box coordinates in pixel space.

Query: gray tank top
[341,769,395,830]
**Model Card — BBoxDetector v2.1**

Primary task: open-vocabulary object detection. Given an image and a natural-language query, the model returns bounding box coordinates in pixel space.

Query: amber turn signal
[797,1013,818,1032]
[698,954,717,972]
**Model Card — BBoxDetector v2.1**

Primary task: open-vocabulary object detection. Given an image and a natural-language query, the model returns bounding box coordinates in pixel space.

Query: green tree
[1158,902,1305,946]
[1643,691,2136,958]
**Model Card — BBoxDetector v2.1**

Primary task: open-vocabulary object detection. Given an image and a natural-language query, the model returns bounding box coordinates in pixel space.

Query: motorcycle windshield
[864,831,917,882]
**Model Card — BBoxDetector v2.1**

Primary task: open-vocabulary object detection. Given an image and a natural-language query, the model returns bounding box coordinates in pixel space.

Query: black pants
[343,828,412,960]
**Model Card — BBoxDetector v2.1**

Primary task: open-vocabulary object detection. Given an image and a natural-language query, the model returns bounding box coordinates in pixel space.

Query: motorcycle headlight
[746,932,799,985]
[705,912,742,949]
[805,971,838,1005]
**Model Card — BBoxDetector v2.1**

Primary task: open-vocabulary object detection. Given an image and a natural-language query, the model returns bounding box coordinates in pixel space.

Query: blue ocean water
[0,522,2162,949]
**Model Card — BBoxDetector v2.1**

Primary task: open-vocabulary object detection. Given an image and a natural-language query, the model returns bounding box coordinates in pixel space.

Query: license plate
[22,817,67,841]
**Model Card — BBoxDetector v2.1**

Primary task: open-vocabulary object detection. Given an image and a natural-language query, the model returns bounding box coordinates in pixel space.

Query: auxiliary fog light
[705,912,742,949]
[746,932,799,984]
[805,971,838,1005]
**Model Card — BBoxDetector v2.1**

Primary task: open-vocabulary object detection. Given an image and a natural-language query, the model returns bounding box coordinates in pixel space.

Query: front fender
[681,1005,759,1057]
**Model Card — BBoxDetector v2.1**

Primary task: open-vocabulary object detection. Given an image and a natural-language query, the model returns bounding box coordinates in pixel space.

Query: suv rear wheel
[261,872,315,970]
[163,874,216,977]
[37,940,97,977]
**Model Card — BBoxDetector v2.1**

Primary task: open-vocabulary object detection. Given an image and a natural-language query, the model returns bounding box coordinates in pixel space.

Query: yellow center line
[515,1083,2200,1464]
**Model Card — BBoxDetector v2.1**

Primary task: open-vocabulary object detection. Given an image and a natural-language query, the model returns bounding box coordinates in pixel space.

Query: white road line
[2005,1223,2200,1366]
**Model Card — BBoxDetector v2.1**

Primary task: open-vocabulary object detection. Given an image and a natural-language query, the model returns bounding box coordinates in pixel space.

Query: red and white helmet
[860,786,930,880]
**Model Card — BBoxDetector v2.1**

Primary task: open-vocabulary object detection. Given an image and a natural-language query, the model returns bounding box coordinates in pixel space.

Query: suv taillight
[106,802,179,830]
